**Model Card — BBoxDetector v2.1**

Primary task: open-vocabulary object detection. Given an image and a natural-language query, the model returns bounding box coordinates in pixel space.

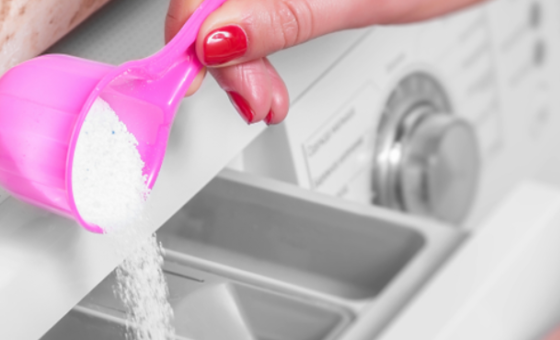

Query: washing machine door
[376,181,560,340]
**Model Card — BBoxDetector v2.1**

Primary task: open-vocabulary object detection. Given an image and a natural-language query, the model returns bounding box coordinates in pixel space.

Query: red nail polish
[227,91,254,124]
[204,25,248,66]
[264,110,274,125]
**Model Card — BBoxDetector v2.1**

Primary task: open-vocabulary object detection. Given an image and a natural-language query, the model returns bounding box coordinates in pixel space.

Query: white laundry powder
[73,97,175,340]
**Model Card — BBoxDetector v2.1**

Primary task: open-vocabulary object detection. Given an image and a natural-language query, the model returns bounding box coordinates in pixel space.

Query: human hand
[167,0,486,125]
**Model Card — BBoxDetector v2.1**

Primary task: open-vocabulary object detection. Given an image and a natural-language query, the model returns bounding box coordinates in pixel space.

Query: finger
[192,0,485,67]
[262,58,289,125]
[209,58,272,124]
[165,0,204,43]
[185,67,207,97]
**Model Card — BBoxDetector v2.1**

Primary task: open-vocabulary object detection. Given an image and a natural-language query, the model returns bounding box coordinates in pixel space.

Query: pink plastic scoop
[0,0,226,233]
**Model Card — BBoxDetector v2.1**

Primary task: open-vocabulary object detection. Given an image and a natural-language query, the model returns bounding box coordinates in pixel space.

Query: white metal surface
[378,181,560,340]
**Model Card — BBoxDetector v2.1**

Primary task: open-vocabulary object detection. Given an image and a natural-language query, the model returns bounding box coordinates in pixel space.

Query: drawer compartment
[43,260,351,340]
[158,171,424,300]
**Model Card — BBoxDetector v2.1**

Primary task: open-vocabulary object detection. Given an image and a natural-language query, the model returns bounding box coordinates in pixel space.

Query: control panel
[244,0,560,227]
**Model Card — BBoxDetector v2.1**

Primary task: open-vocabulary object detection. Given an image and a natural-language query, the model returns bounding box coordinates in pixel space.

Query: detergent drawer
[43,170,463,340]
[43,263,351,340]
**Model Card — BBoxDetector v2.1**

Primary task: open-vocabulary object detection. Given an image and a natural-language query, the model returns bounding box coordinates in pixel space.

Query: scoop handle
[146,0,227,76]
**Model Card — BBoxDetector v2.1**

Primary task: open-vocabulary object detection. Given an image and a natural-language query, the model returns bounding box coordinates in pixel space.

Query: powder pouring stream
[74,97,175,339]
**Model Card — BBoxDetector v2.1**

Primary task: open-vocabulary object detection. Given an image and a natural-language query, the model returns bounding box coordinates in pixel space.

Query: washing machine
[2,0,560,339]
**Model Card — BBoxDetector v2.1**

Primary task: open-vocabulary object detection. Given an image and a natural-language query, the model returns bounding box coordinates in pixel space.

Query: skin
[168,0,488,124]
[167,0,486,124]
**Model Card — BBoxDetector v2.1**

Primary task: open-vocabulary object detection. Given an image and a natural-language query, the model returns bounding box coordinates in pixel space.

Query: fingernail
[264,110,274,125]
[227,91,254,124]
[204,25,248,66]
